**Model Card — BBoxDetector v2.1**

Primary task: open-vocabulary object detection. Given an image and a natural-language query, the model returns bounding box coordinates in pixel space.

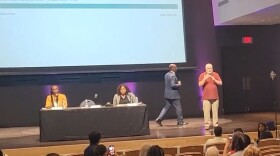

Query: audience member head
[231,132,250,152]
[88,131,101,145]
[0,149,3,156]
[257,122,273,140]
[234,128,244,133]
[258,123,267,133]
[139,144,152,156]
[244,134,252,146]
[147,145,164,156]
[93,144,107,156]
[205,146,219,156]
[169,64,177,72]
[46,153,59,156]
[243,144,262,156]
[213,126,223,137]
[116,83,131,95]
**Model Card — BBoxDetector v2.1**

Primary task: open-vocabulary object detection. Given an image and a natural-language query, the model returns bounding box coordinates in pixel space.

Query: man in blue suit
[156,64,187,126]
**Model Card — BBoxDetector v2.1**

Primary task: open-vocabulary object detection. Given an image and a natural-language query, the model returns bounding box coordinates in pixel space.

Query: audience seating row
[50,138,280,156]
[116,143,223,156]
[258,138,280,156]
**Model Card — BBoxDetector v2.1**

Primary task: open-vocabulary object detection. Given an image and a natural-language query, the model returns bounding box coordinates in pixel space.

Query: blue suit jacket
[164,71,181,99]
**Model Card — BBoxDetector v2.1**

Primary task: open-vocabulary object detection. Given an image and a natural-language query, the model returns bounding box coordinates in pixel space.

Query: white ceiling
[221,3,280,25]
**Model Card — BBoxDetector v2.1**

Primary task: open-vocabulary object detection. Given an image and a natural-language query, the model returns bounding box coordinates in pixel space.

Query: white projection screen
[0,0,187,74]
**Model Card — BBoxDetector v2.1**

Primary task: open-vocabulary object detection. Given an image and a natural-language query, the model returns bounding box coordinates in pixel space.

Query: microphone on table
[94,93,98,104]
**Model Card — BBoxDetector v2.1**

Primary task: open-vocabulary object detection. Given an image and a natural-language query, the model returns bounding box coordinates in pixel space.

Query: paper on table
[50,107,63,110]
[91,105,102,108]
[126,103,138,106]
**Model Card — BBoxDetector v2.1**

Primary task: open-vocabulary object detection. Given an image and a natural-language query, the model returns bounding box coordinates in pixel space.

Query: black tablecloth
[39,104,150,142]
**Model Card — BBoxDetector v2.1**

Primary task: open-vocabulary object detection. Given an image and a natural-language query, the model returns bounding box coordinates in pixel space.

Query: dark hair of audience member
[0,149,3,156]
[139,144,152,156]
[244,134,252,146]
[147,145,164,156]
[46,153,60,156]
[93,144,107,156]
[89,131,101,145]
[231,132,250,152]
[214,126,223,137]
[257,122,273,140]
[234,128,244,133]
[258,123,267,132]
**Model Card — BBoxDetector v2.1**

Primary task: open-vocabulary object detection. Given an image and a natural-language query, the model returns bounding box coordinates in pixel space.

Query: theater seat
[258,138,280,147]
[205,142,225,154]
[124,149,140,156]
[179,145,203,155]
[163,147,179,156]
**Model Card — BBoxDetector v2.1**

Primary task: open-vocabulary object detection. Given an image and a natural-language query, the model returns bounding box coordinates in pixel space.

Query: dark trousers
[157,99,184,123]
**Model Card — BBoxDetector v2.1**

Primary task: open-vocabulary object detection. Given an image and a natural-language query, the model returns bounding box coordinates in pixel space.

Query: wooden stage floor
[0,112,278,149]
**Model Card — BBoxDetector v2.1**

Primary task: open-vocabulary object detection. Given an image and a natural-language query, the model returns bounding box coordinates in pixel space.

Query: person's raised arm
[222,138,231,156]
[212,74,222,86]
[199,74,210,87]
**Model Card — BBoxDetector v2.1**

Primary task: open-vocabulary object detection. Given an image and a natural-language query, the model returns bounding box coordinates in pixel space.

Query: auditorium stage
[0,112,278,149]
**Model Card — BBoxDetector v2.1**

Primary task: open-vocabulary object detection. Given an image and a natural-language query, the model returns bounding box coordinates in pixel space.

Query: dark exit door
[221,46,274,114]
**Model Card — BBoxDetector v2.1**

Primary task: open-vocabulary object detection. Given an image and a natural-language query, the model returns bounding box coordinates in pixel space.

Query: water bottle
[85,99,88,108]
[135,97,138,104]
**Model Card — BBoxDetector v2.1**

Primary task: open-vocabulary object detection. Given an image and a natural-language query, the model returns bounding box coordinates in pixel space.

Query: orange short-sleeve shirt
[198,72,221,100]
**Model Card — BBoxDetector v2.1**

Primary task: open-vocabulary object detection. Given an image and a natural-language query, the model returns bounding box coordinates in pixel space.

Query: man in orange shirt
[45,85,68,109]
[198,63,222,130]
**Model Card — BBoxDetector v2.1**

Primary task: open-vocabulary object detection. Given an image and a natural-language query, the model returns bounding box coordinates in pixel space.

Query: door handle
[246,77,251,90]
[242,77,246,90]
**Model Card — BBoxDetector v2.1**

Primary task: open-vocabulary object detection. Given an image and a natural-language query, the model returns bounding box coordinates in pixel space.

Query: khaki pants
[203,100,219,127]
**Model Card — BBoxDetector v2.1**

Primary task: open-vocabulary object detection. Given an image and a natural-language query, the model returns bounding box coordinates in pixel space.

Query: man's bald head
[169,64,177,72]
[205,63,213,74]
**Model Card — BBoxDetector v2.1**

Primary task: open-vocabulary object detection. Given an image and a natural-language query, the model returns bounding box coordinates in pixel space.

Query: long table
[39,104,150,142]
